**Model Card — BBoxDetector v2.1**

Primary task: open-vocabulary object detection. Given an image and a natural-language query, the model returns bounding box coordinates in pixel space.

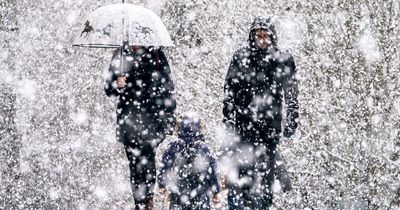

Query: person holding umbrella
[73,4,176,210]
[105,44,176,210]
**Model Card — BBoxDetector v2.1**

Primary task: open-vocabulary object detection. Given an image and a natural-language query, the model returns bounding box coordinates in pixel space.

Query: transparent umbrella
[72,2,173,74]
[73,3,173,47]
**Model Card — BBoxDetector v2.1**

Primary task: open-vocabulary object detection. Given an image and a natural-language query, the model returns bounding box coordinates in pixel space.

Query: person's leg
[193,196,211,210]
[274,151,292,192]
[124,141,157,210]
[252,145,276,210]
[124,144,140,208]
[124,143,145,209]
[227,140,258,210]
[228,185,245,210]
[141,142,158,210]
[264,146,276,208]
[143,196,154,210]
[168,194,199,210]
[168,194,180,210]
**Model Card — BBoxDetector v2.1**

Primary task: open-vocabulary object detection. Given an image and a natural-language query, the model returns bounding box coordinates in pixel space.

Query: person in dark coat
[222,17,299,209]
[105,45,176,210]
[158,112,221,210]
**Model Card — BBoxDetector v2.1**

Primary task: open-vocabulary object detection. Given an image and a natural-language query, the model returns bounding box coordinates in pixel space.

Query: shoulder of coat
[233,47,251,61]
[272,49,294,64]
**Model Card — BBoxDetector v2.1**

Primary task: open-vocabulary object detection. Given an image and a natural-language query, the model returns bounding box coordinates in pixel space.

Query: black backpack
[173,141,208,199]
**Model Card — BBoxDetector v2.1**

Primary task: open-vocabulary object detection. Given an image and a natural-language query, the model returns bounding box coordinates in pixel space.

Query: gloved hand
[283,126,296,138]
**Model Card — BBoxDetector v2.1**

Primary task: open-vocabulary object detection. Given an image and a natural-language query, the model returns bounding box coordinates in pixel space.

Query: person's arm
[149,49,177,133]
[209,154,221,195]
[195,142,221,194]
[157,140,184,188]
[104,49,124,97]
[223,54,240,127]
[282,55,299,138]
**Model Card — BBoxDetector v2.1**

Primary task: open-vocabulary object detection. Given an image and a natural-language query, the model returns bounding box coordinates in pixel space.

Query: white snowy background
[1,0,399,209]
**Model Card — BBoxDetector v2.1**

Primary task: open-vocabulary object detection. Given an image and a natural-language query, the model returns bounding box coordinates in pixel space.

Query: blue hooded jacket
[157,113,220,196]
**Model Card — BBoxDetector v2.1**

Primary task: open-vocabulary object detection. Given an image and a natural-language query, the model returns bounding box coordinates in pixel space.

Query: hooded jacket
[157,113,220,197]
[223,17,299,144]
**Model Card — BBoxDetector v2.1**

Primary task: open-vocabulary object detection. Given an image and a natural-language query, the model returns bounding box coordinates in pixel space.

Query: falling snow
[1,0,400,209]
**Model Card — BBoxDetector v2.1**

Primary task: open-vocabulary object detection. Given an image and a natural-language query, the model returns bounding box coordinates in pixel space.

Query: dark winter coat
[105,47,176,144]
[223,17,299,145]
[158,115,220,202]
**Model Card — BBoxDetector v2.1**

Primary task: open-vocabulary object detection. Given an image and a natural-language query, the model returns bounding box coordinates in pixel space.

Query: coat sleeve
[157,140,184,188]
[149,50,177,132]
[223,54,240,123]
[283,55,299,130]
[195,142,221,194]
[104,50,121,97]
[208,153,221,194]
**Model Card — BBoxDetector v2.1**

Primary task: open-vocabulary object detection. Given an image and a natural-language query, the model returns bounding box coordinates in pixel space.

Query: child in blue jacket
[158,112,220,210]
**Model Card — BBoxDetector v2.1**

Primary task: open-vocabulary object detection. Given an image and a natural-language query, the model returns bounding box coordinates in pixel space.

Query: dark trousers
[169,194,211,210]
[227,143,276,210]
[275,151,292,192]
[124,141,157,207]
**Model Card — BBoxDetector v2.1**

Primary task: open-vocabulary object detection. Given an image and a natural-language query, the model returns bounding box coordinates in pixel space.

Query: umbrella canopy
[73,4,173,48]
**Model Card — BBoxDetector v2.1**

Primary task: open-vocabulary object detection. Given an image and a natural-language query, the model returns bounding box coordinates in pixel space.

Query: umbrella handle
[118,41,129,77]
[119,45,124,76]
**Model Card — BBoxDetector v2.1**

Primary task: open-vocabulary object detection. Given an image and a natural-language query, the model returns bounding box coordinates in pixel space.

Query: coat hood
[177,112,204,145]
[248,17,278,51]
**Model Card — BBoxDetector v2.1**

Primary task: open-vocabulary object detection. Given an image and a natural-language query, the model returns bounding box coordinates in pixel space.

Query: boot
[144,196,154,210]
